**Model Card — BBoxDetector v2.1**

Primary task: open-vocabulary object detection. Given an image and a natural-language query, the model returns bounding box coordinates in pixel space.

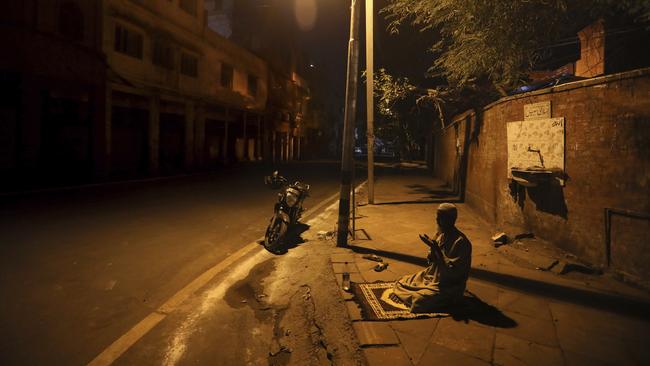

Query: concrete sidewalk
[327,168,650,366]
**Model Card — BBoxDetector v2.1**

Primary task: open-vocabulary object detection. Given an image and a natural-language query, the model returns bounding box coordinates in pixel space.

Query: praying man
[388,203,472,313]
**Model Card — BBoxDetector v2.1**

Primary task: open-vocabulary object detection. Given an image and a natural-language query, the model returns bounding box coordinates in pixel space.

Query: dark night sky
[288,0,437,123]
[231,0,439,123]
[294,0,435,77]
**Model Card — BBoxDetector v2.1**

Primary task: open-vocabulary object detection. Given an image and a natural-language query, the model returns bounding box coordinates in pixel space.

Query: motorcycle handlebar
[265,175,287,189]
[293,182,310,191]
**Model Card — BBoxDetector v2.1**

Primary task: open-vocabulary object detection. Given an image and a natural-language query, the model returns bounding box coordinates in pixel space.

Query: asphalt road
[0,161,349,365]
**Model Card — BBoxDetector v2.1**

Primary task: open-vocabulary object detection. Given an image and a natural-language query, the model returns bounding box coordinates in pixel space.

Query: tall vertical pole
[351,138,356,240]
[365,0,375,204]
[223,108,229,164]
[256,115,262,160]
[337,0,361,247]
[148,96,160,175]
[242,111,247,161]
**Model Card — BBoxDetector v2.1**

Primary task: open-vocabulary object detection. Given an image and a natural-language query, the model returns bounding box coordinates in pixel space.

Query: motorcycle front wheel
[264,217,287,253]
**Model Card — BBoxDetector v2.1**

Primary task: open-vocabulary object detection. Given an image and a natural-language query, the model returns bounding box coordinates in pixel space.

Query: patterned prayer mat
[350,282,450,321]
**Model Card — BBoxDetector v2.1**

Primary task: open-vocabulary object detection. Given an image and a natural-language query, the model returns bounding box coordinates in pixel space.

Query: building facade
[0,1,106,190]
[225,0,317,162]
[103,0,268,177]
[1,0,304,191]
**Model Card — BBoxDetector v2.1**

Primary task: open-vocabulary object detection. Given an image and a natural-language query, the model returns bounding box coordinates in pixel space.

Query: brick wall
[434,69,650,279]
[575,19,605,78]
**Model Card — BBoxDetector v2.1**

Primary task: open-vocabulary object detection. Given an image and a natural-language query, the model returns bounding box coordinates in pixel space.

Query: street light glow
[294,0,317,31]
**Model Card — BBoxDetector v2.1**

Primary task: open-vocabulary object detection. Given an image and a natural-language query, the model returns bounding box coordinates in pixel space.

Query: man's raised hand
[419,234,436,247]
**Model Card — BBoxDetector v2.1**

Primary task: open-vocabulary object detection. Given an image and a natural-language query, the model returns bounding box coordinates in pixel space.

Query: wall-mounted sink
[510,168,555,187]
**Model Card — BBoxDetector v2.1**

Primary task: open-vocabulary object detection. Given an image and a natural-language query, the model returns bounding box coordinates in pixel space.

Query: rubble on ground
[491,232,509,247]
[316,230,335,240]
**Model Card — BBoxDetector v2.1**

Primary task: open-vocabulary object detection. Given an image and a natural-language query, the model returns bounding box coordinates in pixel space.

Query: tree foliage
[381,0,650,95]
[368,69,436,157]
[372,1,649,154]
[373,68,459,125]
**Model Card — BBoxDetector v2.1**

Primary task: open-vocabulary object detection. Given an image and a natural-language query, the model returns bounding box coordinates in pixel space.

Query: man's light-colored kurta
[392,228,472,313]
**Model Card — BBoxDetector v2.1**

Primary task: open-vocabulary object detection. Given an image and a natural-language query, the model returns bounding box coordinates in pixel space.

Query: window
[180,52,198,77]
[152,41,174,70]
[114,24,143,59]
[220,63,233,89]
[59,2,84,41]
[247,74,258,97]
[179,0,197,16]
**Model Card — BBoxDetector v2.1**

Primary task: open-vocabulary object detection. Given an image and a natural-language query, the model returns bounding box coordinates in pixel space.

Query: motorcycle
[263,171,310,253]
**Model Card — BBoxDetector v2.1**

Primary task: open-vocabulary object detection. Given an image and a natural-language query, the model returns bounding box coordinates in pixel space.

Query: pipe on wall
[604,208,650,267]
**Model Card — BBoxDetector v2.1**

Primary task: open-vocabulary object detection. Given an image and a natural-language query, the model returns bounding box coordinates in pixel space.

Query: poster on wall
[506,117,565,179]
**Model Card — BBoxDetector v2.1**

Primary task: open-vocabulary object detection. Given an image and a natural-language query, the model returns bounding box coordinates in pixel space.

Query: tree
[381,0,650,96]
[372,1,649,156]
[368,68,442,158]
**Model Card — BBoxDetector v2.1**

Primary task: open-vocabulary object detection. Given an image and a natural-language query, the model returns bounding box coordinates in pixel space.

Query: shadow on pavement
[348,245,427,266]
[370,168,461,205]
[449,293,518,329]
[373,198,462,206]
[347,245,650,320]
[471,267,650,320]
[264,223,310,255]
[404,184,455,197]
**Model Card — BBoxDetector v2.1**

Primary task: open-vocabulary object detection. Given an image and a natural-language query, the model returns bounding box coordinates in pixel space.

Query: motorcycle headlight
[285,189,299,207]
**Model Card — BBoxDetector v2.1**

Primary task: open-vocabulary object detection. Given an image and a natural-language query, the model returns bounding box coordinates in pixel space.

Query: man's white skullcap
[437,203,457,212]
[437,203,458,221]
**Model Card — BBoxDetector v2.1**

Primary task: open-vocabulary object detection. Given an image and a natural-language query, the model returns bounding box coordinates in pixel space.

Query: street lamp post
[336,0,361,247]
[365,0,375,204]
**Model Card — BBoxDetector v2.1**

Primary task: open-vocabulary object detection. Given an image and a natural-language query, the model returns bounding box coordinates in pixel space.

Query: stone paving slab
[431,318,495,362]
[497,287,553,320]
[345,300,362,321]
[494,333,563,366]
[330,253,356,263]
[496,311,558,347]
[356,259,382,273]
[549,301,647,340]
[554,319,638,365]
[466,279,500,304]
[352,322,400,346]
[389,318,439,365]
[332,262,359,274]
[418,343,490,366]
[562,350,617,366]
[359,268,400,283]
[362,346,412,366]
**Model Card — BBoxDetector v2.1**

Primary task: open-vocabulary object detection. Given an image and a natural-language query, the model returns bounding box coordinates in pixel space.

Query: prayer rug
[350,281,450,321]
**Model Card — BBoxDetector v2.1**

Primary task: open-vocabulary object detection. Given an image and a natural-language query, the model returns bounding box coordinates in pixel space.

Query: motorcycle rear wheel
[264,217,287,253]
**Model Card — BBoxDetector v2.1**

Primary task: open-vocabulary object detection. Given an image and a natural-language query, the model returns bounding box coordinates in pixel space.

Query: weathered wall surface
[434,69,650,279]
[433,123,458,191]
[434,111,471,194]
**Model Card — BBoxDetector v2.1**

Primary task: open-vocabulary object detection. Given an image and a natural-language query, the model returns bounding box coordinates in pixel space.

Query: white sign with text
[524,101,552,120]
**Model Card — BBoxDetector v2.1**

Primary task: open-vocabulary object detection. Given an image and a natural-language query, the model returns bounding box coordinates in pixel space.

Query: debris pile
[316,230,335,240]
[491,231,602,276]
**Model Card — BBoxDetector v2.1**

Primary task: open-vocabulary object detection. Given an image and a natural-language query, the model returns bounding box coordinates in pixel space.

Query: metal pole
[337,0,361,247]
[257,115,261,160]
[223,108,229,164]
[365,0,375,204]
[351,150,356,240]
[242,112,247,161]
